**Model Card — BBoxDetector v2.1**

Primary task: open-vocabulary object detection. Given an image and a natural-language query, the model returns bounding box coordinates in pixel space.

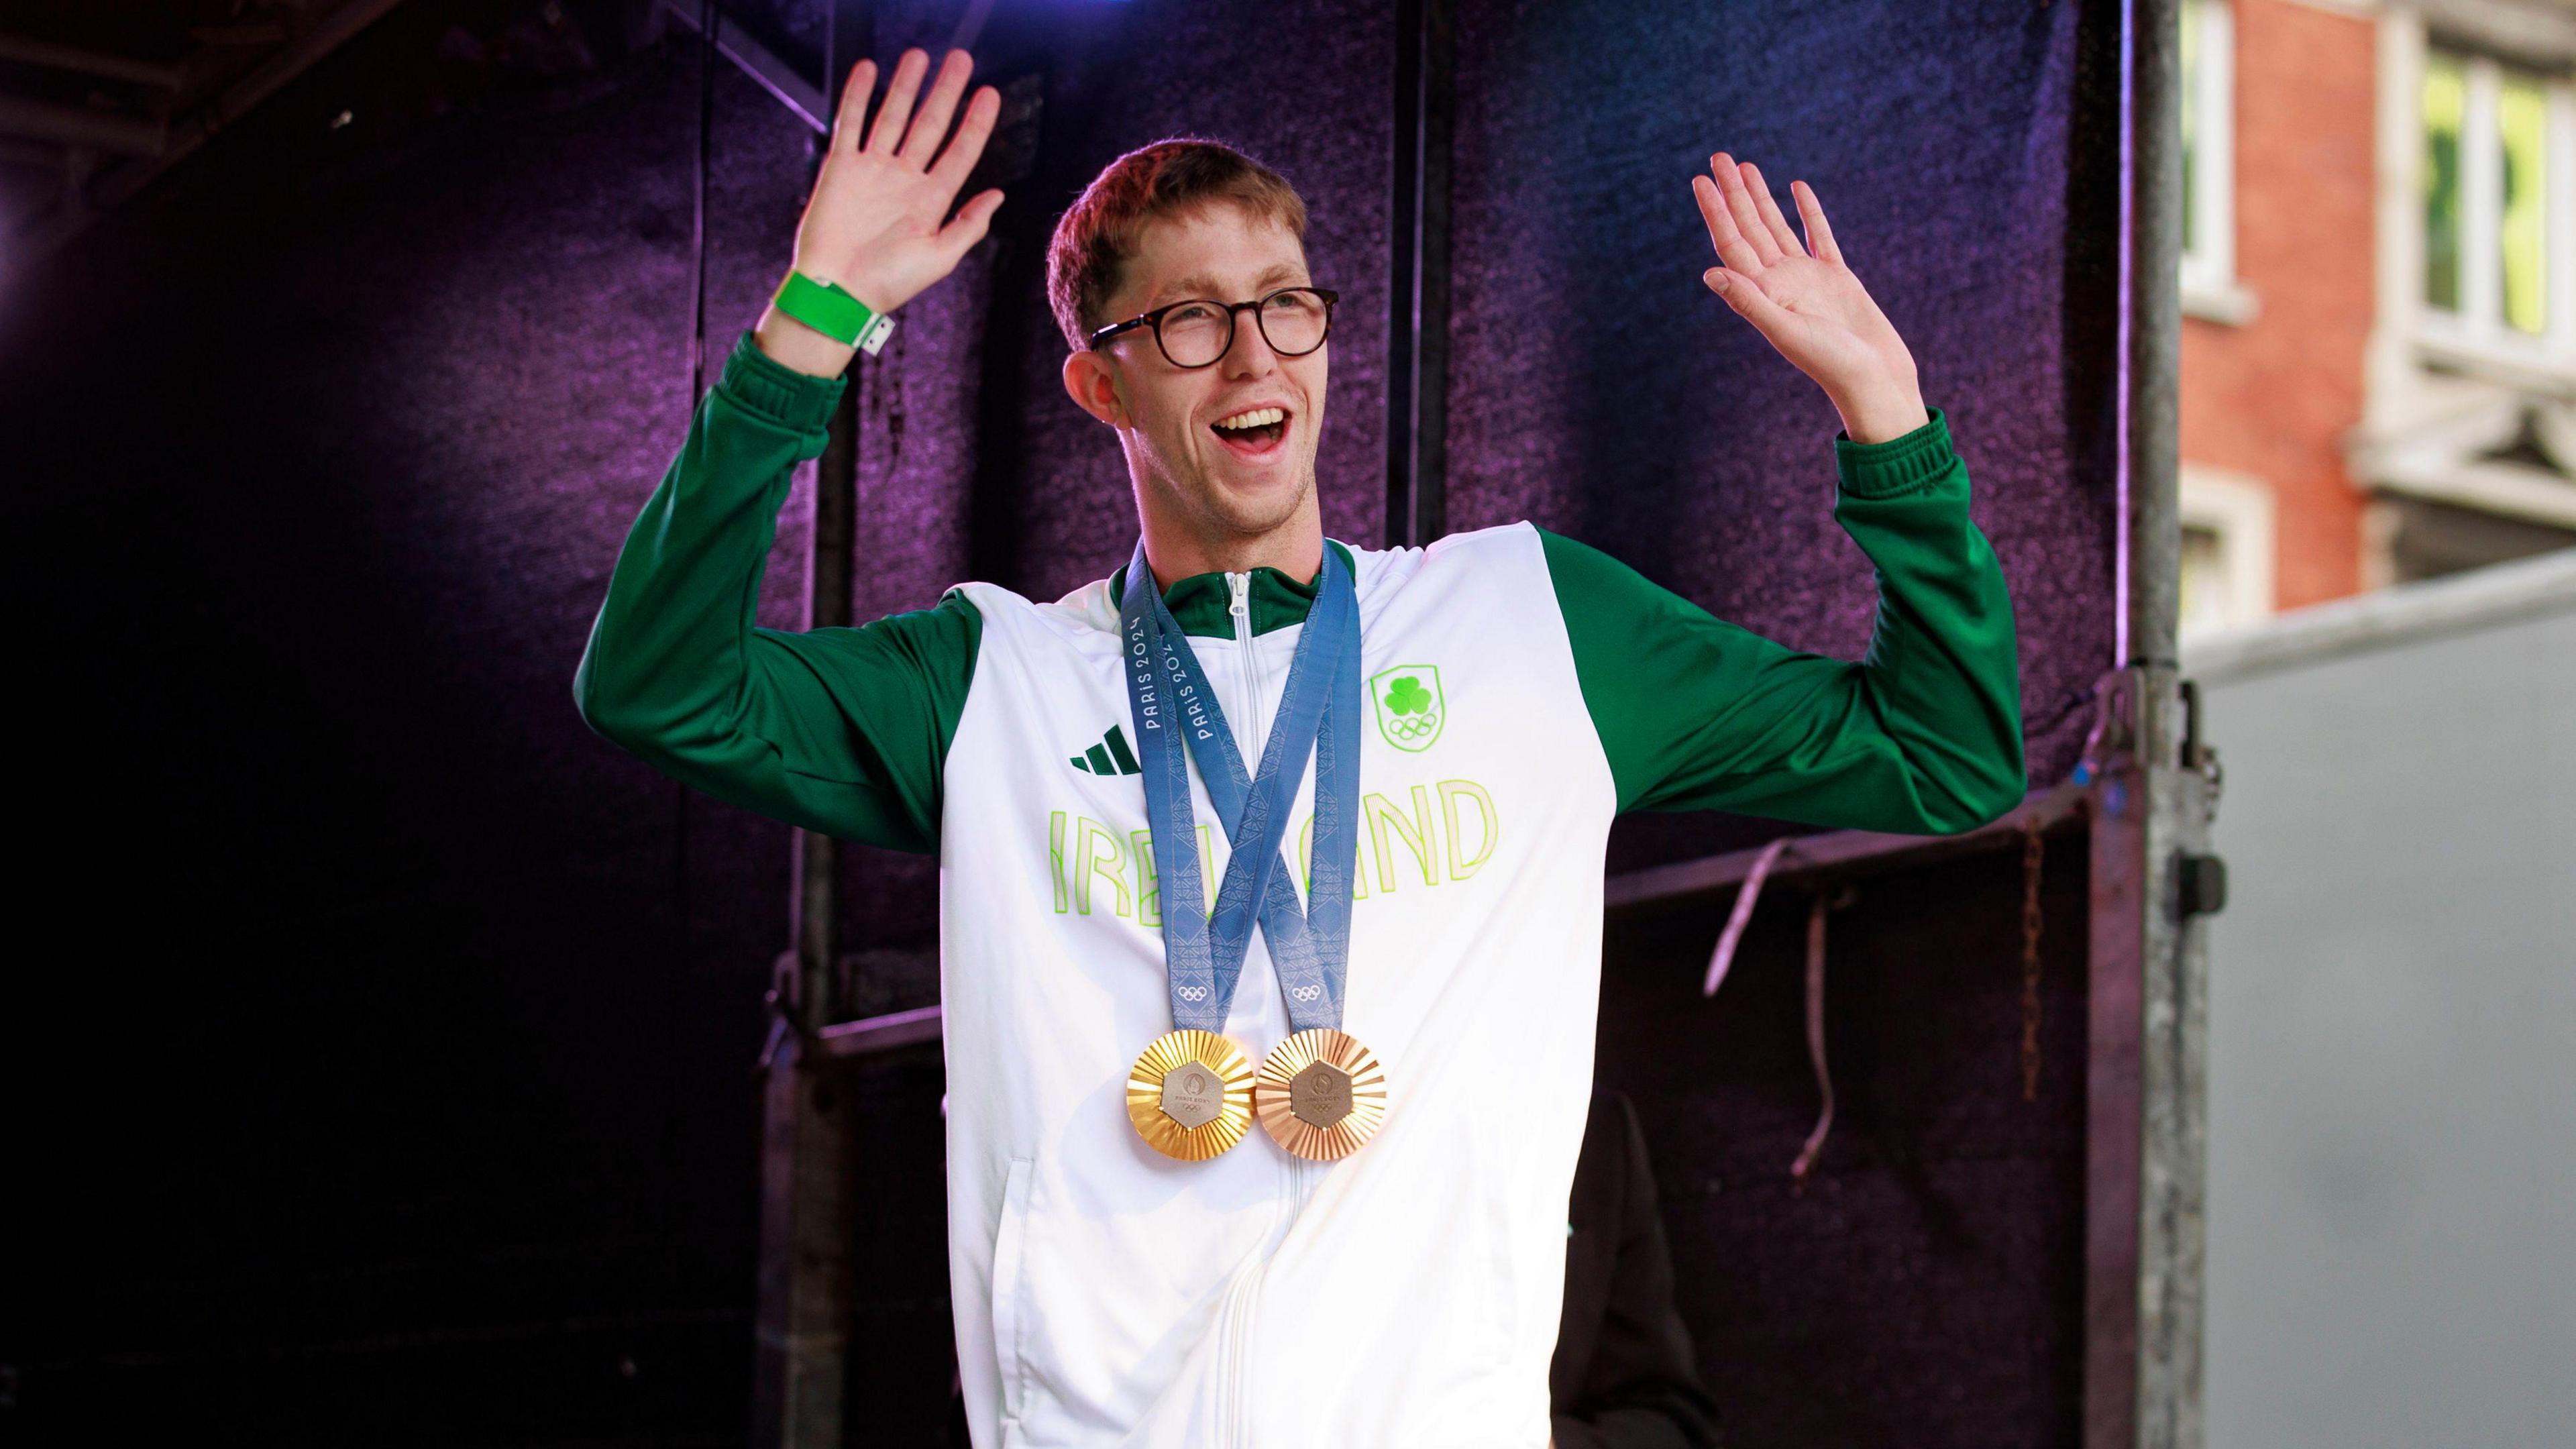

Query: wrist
[753,304,860,379]
[792,263,896,317]
[1830,377,1929,445]
[770,265,898,362]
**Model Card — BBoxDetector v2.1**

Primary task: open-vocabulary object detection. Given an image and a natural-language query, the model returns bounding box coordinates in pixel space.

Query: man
[575,46,2022,1449]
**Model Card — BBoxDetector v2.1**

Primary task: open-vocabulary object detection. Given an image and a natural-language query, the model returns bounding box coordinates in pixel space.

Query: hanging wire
[1701,840,1856,1186]
[1703,836,1794,998]
[1786,890,1839,1189]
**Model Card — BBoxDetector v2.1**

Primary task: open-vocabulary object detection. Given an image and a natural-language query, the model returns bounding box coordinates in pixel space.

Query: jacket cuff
[1833,405,1955,499]
[718,327,848,435]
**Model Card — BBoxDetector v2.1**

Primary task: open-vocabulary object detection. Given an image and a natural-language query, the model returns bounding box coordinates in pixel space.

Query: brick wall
[2180,0,2378,610]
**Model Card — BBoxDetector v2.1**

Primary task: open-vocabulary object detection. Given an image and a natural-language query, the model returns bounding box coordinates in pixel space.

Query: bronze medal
[1252,1028,1389,1161]
[1126,1028,1257,1161]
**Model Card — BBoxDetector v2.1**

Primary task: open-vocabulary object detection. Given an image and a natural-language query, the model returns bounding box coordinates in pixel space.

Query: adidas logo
[1069,723,1142,776]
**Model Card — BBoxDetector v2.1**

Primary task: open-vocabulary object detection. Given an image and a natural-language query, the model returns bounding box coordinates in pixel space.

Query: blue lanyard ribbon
[1118,537,1361,1036]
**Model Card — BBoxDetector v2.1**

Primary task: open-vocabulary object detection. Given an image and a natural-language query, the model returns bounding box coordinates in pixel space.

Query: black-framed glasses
[1087,286,1340,368]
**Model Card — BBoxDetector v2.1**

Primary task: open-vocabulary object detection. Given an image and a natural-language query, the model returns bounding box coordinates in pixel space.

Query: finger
[1712,152,1783,266]
[1791,179,1845,268]
[898,50,972,167]
[1739,162,1805,260]
[830,59,876,153]
[1704,266,1798,340]
[865,48,930,154]
[936,188,1006,260]
[926,85,1002,195]
[1692,174,1765,276]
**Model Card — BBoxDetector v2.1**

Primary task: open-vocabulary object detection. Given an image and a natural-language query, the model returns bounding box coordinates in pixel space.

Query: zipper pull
[1229,573,1251,629]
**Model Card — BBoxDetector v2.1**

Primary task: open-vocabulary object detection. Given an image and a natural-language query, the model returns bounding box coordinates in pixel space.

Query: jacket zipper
[1220,570,1295,1449]
[1229,573,1267,755]
[1222,573,1340,1445]
[1222,570,1261,1449]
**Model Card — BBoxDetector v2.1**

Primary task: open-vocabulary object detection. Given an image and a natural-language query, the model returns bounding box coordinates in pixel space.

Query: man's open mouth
[1210,405,1290,459]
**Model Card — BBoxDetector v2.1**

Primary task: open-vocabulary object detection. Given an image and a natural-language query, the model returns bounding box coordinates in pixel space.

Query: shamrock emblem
[1368,663,1445,752]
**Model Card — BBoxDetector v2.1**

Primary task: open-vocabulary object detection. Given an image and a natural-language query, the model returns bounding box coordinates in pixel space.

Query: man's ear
[1061,349,1131,429]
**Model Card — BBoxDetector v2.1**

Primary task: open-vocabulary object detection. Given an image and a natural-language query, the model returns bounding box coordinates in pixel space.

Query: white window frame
[2412,43,2576,384]
[2182,0,2261,325]
[2178,464,2279,639]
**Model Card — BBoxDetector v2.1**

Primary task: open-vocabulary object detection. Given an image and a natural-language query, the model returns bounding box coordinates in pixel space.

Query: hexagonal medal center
[1289,1060,1352,1128]
[1159,1061,1224,1130]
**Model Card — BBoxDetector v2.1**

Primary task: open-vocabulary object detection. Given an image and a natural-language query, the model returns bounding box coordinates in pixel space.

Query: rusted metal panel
[2082,665,2214,1449]
[2084,699,2148,1449]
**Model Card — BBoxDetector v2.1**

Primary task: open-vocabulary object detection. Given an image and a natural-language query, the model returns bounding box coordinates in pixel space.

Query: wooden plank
[817,1004,944,1061]
[1602,782,2090,912]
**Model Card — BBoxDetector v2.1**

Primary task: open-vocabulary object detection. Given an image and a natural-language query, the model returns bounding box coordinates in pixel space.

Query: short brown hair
[1045,138,1309,352]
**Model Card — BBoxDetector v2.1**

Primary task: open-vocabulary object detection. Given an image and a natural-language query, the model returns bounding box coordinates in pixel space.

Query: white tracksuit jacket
[943,525,1607,1448]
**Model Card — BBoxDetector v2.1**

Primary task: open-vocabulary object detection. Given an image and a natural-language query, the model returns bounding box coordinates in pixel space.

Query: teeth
[1214,407,1285,431]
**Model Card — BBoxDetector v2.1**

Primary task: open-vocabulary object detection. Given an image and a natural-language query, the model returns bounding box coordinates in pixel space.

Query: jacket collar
[1108,538,1358,639]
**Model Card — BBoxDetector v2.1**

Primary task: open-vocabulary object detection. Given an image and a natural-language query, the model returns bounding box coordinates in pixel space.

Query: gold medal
[1126,1029,1257,1161]
[1252,1028,1389,1161]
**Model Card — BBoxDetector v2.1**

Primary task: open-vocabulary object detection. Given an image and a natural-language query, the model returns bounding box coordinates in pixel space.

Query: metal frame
[1385,0,1454,548]
[3,0,413,261]
[2094,3,2208,1446]
[658,3,873,1440]
[659,0,831,135]
[706,0,2207,1442]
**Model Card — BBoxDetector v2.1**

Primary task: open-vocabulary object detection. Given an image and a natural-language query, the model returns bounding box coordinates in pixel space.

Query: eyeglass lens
[1156,290,1330,367]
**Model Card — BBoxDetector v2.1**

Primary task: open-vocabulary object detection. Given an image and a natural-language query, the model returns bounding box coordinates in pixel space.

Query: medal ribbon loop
[1118,537,1360,1036]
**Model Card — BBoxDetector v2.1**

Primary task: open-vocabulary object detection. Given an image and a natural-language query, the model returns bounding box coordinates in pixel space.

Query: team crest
[1368,664,1445,753]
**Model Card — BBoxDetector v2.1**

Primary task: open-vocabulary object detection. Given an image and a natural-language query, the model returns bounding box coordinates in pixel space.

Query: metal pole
[2086,2,2209,1446]
[752,8,871,1444]
[2126,0,2183,677]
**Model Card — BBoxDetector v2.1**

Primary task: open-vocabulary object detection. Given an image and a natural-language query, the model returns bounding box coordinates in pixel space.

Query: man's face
[1065,202,1328,549]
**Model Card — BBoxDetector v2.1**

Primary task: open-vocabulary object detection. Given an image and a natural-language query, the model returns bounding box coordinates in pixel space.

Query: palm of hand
[1691,154,1917,402]
[1727,250,1907,391]
[803,150,973,307]
[793,49,1005,314]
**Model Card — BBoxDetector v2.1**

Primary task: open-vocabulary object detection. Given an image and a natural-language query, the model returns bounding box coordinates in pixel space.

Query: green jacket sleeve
[1539,406,2025,836]
[571,327,978,855]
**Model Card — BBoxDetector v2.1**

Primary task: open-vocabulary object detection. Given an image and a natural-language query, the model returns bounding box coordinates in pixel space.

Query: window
[2179,523,2235,637]
[2424,51,2465,312]
[2178,466,2277,641]
[2180,0,2257,323]
[2418,43,2575,364]
[2499,68,2552,336]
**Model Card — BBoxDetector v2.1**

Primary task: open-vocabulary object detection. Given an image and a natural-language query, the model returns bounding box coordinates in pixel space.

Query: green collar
[1109,538,1358,638]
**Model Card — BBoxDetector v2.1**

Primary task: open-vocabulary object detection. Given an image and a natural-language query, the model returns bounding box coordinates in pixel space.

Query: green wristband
[773,270,896,355]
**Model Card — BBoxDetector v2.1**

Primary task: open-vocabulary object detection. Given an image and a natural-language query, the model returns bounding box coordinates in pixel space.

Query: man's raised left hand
[1692,153,1930,445]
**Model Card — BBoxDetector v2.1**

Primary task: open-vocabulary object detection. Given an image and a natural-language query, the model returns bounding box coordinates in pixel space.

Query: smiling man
[576,46,2023,1449]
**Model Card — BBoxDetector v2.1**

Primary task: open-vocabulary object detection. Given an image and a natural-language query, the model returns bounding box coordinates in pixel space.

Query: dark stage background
[3,0,2118,1442]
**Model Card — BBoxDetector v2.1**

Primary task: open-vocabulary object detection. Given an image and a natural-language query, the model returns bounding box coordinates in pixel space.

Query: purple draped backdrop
[3,0,2116,1440]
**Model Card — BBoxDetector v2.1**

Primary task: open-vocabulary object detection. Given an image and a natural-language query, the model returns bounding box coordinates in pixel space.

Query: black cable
[675,0,716,1045]
[691,0,714,402]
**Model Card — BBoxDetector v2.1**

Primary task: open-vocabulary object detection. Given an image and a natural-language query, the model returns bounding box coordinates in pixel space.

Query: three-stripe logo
[1069,723,1144,776]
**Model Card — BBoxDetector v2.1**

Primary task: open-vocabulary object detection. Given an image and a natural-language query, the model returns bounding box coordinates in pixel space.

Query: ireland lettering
[1046,775,1497,919]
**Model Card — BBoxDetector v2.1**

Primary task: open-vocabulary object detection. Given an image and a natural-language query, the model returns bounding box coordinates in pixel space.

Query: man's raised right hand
[756,48,1004,378]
